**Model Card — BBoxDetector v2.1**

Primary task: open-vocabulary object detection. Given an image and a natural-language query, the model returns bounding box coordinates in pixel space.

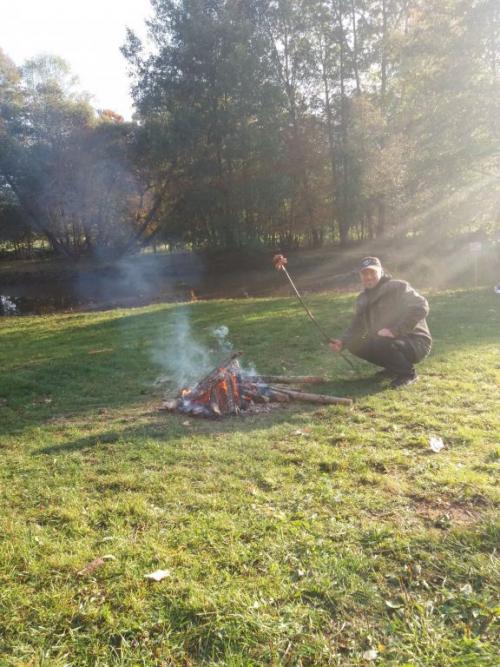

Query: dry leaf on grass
[77,554,116,576]
[78,558,105,576]
[385,599,403,609]
[144,569,171,582]
[429,436,445,453]
[362,648,378,661]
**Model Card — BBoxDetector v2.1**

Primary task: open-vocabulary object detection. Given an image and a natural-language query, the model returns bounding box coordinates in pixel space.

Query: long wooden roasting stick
[272,255,355,370]
[269,386,353,407]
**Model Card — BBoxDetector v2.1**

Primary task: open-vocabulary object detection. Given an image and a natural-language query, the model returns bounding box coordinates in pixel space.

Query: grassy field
[0,288,498,666]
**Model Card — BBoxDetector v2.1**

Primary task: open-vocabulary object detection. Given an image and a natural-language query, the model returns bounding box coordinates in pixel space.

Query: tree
[0,53,163,258]
[397,0,500,240]
[124,0,295,250]
[4,1,499,257]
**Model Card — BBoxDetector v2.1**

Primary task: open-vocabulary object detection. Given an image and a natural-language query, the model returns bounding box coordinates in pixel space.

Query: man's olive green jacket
[341,275,432,358]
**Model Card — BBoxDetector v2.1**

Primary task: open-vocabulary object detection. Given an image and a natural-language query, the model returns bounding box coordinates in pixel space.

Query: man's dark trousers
[346,335,421,376]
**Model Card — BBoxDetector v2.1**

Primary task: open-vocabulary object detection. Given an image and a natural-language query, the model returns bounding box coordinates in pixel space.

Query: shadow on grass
[33,382,384,457]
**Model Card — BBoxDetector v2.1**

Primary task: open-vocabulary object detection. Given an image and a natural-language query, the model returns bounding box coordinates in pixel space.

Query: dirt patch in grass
[409,495,486,527]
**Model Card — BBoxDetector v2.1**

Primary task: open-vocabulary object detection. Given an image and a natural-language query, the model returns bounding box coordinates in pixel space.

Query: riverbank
[1,240,498,314]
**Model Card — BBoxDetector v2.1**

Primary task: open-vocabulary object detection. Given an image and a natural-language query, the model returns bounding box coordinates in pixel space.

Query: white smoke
[153,308,211,391]
[210,325,232,354]
[153,307,260,392]
[154,308,239,391]
[210,325,259,377]
[0,296,18,315]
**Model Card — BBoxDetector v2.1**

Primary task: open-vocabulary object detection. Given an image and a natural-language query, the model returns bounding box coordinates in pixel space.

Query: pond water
[3,248,492,316]
[0,263,300,315]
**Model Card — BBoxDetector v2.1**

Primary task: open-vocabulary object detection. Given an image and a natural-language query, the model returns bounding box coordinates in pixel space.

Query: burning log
[269,386,353,407]
[267,389,290,402]
[160,354,351,418]
[183,352,242,396]
[161,399,181,411]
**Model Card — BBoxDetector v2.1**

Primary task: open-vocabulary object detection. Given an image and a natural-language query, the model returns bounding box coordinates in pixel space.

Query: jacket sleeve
[391,283,429,336]
[341,298,365,344]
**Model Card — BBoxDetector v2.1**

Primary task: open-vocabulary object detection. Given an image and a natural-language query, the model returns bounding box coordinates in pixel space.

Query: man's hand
[329,339,344,353]
[377,328,395,338]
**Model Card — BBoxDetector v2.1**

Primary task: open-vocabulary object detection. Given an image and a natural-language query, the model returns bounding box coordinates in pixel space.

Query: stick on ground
[269,386,353,406]
[248,375,327,384]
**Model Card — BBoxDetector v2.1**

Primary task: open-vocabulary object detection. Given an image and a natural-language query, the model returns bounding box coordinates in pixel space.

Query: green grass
[0,289,498,666]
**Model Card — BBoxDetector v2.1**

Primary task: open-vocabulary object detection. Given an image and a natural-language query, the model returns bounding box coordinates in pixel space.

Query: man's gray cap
[359,256,382,271]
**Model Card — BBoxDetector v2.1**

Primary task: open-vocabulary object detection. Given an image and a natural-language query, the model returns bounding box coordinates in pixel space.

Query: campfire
[161,353,352,418]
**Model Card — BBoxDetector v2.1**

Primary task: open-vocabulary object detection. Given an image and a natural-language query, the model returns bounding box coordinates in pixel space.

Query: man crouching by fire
[330,257,432,388]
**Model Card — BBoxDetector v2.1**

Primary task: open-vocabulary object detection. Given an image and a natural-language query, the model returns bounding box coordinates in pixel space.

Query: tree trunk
[381,0,388,112]
[321,32,338,234]
[336,1,351,246]
[351,0,361,94]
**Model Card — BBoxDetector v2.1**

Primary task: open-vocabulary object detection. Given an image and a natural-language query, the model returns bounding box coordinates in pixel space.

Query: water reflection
[0,254,357,315]
[0,270,276,315]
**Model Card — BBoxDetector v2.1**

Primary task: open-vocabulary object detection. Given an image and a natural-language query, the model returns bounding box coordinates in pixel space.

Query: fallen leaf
[144,569,171,582]
[363,648,378,661]
[435,513,451,529]
[460,583,473,596]
[77,554,116,576]
[77,558,105,576]
[385,599,403,609]
[429,436,444,453]
[411,563,422,576]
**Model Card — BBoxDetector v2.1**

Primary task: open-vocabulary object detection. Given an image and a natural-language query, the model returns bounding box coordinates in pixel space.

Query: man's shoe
[390,371,418,389]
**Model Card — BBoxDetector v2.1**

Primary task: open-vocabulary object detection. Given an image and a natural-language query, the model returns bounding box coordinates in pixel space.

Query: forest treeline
[0,0,499,259]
